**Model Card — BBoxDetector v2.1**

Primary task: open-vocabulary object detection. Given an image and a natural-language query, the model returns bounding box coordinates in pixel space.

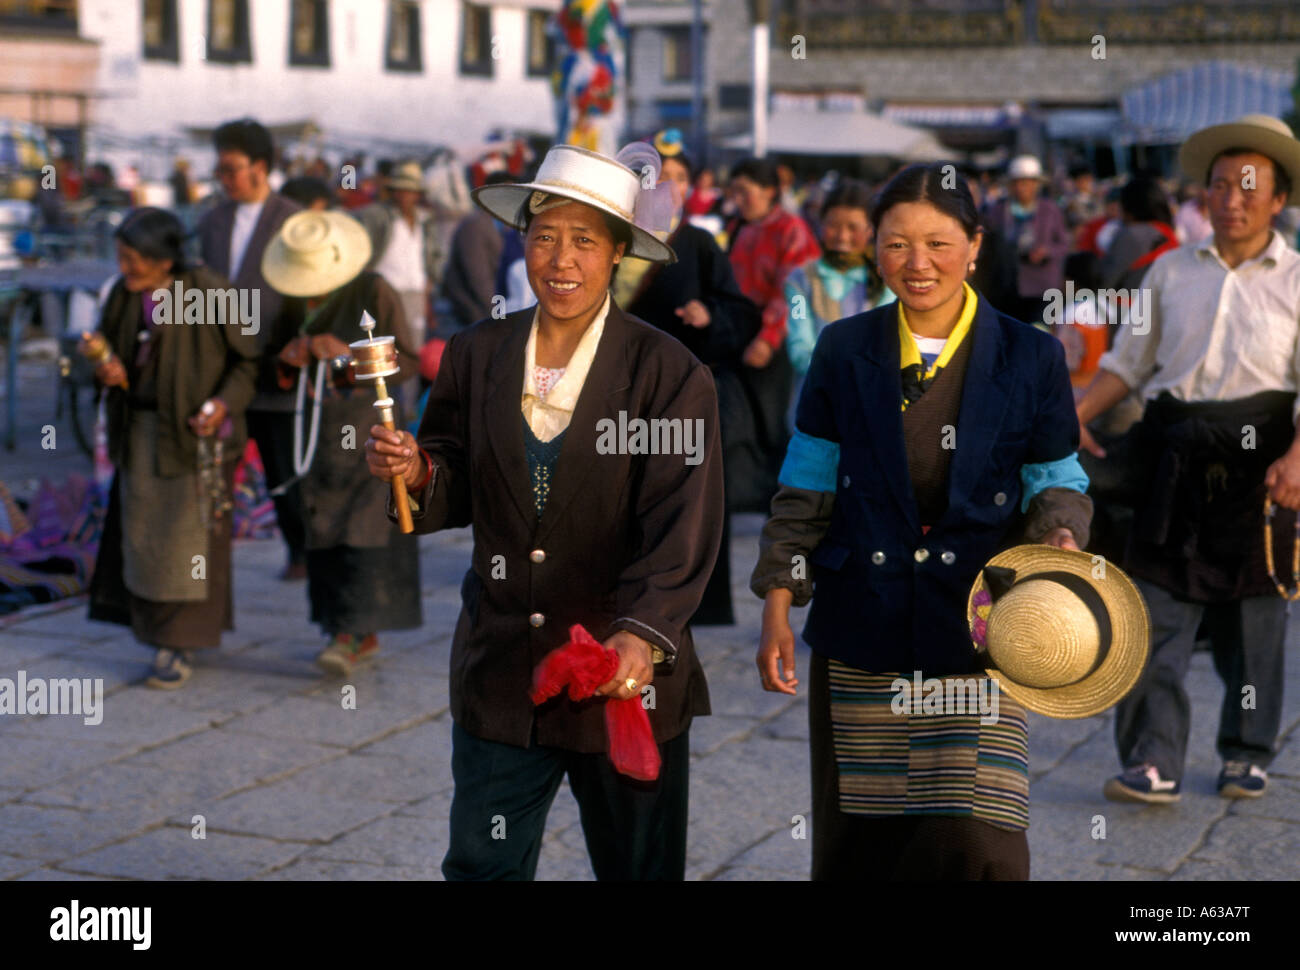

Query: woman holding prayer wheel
[262,210,423,676]
[87,207,260,689]
[364,143,724,881]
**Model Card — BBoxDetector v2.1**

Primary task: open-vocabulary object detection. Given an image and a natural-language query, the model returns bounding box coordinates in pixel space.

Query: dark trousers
[443,720,691,881]
[808,652,1029,881]
[246,409,306,565]
[1114,578,1287,780]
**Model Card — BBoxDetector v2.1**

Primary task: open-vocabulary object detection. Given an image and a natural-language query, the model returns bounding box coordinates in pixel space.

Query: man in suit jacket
[197,118,305,579]
[365,145,723,880]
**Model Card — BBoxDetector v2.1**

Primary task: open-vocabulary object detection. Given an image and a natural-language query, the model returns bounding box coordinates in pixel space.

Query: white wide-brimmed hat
[967,545,1150,719]
[471,144,677,263]
[1179,113,1300,206]
[262,210,372,298]
[1006,155,1045,181]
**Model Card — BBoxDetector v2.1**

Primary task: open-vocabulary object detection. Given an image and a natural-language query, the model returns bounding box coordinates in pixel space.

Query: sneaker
[315,633,379,676]
[1218,761,1268,798]
[146,648,193,690]
[1103,764,1181,804]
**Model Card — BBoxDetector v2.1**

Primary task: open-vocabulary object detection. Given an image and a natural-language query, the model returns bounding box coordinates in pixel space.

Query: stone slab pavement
[2,515,1299,881]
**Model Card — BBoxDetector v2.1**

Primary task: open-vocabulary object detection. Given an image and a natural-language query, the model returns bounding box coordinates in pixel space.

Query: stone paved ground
[1,513,1299,882]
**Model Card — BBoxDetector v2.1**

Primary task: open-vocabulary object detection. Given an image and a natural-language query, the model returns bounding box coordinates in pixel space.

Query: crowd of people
[68,109,1300,881]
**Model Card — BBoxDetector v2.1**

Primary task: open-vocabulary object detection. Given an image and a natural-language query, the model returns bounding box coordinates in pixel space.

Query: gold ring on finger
[625,678,638,692]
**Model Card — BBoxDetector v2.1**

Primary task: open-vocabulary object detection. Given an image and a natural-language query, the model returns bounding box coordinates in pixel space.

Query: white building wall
[79,0,557,150]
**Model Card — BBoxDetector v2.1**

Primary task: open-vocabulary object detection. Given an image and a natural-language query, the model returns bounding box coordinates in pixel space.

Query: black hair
[661,152,695,182]
[1206,146,1293,201]
[514,193,634,253]
[213,118,273,169]
[729,157,781,191]
[1119,176,1172,224]
[280,176,334,209]
[820,178,873,221]
[869,163,982,240]
[114,207,186,271]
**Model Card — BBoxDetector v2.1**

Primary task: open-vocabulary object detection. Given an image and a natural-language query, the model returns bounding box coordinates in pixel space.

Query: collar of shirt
[1195,228,1286,270]
[897,281,977,380]
[522,292,610,442]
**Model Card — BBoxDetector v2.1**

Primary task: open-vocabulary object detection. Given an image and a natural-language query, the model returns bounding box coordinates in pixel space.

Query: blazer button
[914,548,930,563]
[529,549,546,564]
[994,491,1008,506]
[941,551,956,565]
[871,551,886,564]
[842,475,851,488]
[529,613,545,628]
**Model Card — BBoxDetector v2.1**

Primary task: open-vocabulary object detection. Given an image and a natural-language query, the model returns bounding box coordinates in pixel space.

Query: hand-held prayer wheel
[79,331,129,390]
[351,312,414,534]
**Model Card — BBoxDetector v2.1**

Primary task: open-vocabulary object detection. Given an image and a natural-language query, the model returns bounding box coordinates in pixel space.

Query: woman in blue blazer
[751,164,1092,880]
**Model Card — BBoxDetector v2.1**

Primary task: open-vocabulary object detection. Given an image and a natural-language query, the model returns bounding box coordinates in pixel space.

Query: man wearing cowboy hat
[1075,114,1300,804]
[984,154,1070,325]
[356,160,443,362]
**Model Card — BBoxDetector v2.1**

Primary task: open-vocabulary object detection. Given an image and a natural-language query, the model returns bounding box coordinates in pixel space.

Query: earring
[968,261,976,273]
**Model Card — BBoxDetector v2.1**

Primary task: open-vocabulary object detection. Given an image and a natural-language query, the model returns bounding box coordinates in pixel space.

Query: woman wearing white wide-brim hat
[262,209,424,677]
[364,143,725,881]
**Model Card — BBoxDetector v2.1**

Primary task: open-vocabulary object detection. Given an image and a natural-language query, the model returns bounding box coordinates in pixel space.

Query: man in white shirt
[1075,115,1300,806]
[197,119,304,580]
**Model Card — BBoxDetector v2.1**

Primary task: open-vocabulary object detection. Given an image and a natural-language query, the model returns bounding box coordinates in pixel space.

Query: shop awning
[1120,61,1295,145]
[721,109,951,160]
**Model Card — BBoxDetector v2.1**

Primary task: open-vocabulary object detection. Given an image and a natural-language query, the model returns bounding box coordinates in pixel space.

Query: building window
[0,0,78,34]
[459,1,492,78]
[207,0,252,63]
[525,9,555,79]
[143,0,179,62]
[385,0,421,72]
[289,0,329,67]
[662,27,692,83]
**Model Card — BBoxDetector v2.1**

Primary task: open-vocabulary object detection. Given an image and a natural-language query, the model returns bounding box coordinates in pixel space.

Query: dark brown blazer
[399,302,723,752]
[99,264,260,478]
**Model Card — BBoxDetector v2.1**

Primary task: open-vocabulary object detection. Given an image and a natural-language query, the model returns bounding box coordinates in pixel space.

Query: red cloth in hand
[529,624,661,782]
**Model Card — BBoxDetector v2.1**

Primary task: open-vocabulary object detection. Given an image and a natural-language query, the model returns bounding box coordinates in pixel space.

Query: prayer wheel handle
[351,313,414,534]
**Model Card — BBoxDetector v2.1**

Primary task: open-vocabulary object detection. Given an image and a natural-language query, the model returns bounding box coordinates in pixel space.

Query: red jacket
[728,207,821,349]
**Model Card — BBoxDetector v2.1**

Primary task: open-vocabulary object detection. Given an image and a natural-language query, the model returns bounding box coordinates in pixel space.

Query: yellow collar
[897,281,977,380]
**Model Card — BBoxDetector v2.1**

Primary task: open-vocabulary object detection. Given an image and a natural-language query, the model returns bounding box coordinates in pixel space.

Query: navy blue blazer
[796,295,1080,675]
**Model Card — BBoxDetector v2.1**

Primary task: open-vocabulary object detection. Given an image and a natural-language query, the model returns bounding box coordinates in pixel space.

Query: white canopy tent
[721,109,953,161]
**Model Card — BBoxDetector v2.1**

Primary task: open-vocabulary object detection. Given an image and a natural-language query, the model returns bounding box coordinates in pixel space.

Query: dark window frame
[384,0,422,73]
[206,0,253,64]
[142,0,180,62]
[288,0,330,68]
[662,26,692,84]
[0,0,78,34]
[524,8,555,79]
[459,1,493,79]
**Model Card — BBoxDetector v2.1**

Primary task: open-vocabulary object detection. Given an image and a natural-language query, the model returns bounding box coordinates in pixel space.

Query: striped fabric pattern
[827,659,1030,832]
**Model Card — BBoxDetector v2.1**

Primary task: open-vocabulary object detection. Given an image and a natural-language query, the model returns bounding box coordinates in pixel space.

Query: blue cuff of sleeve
[778,429,840,493]
[1020,453,1089,513]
